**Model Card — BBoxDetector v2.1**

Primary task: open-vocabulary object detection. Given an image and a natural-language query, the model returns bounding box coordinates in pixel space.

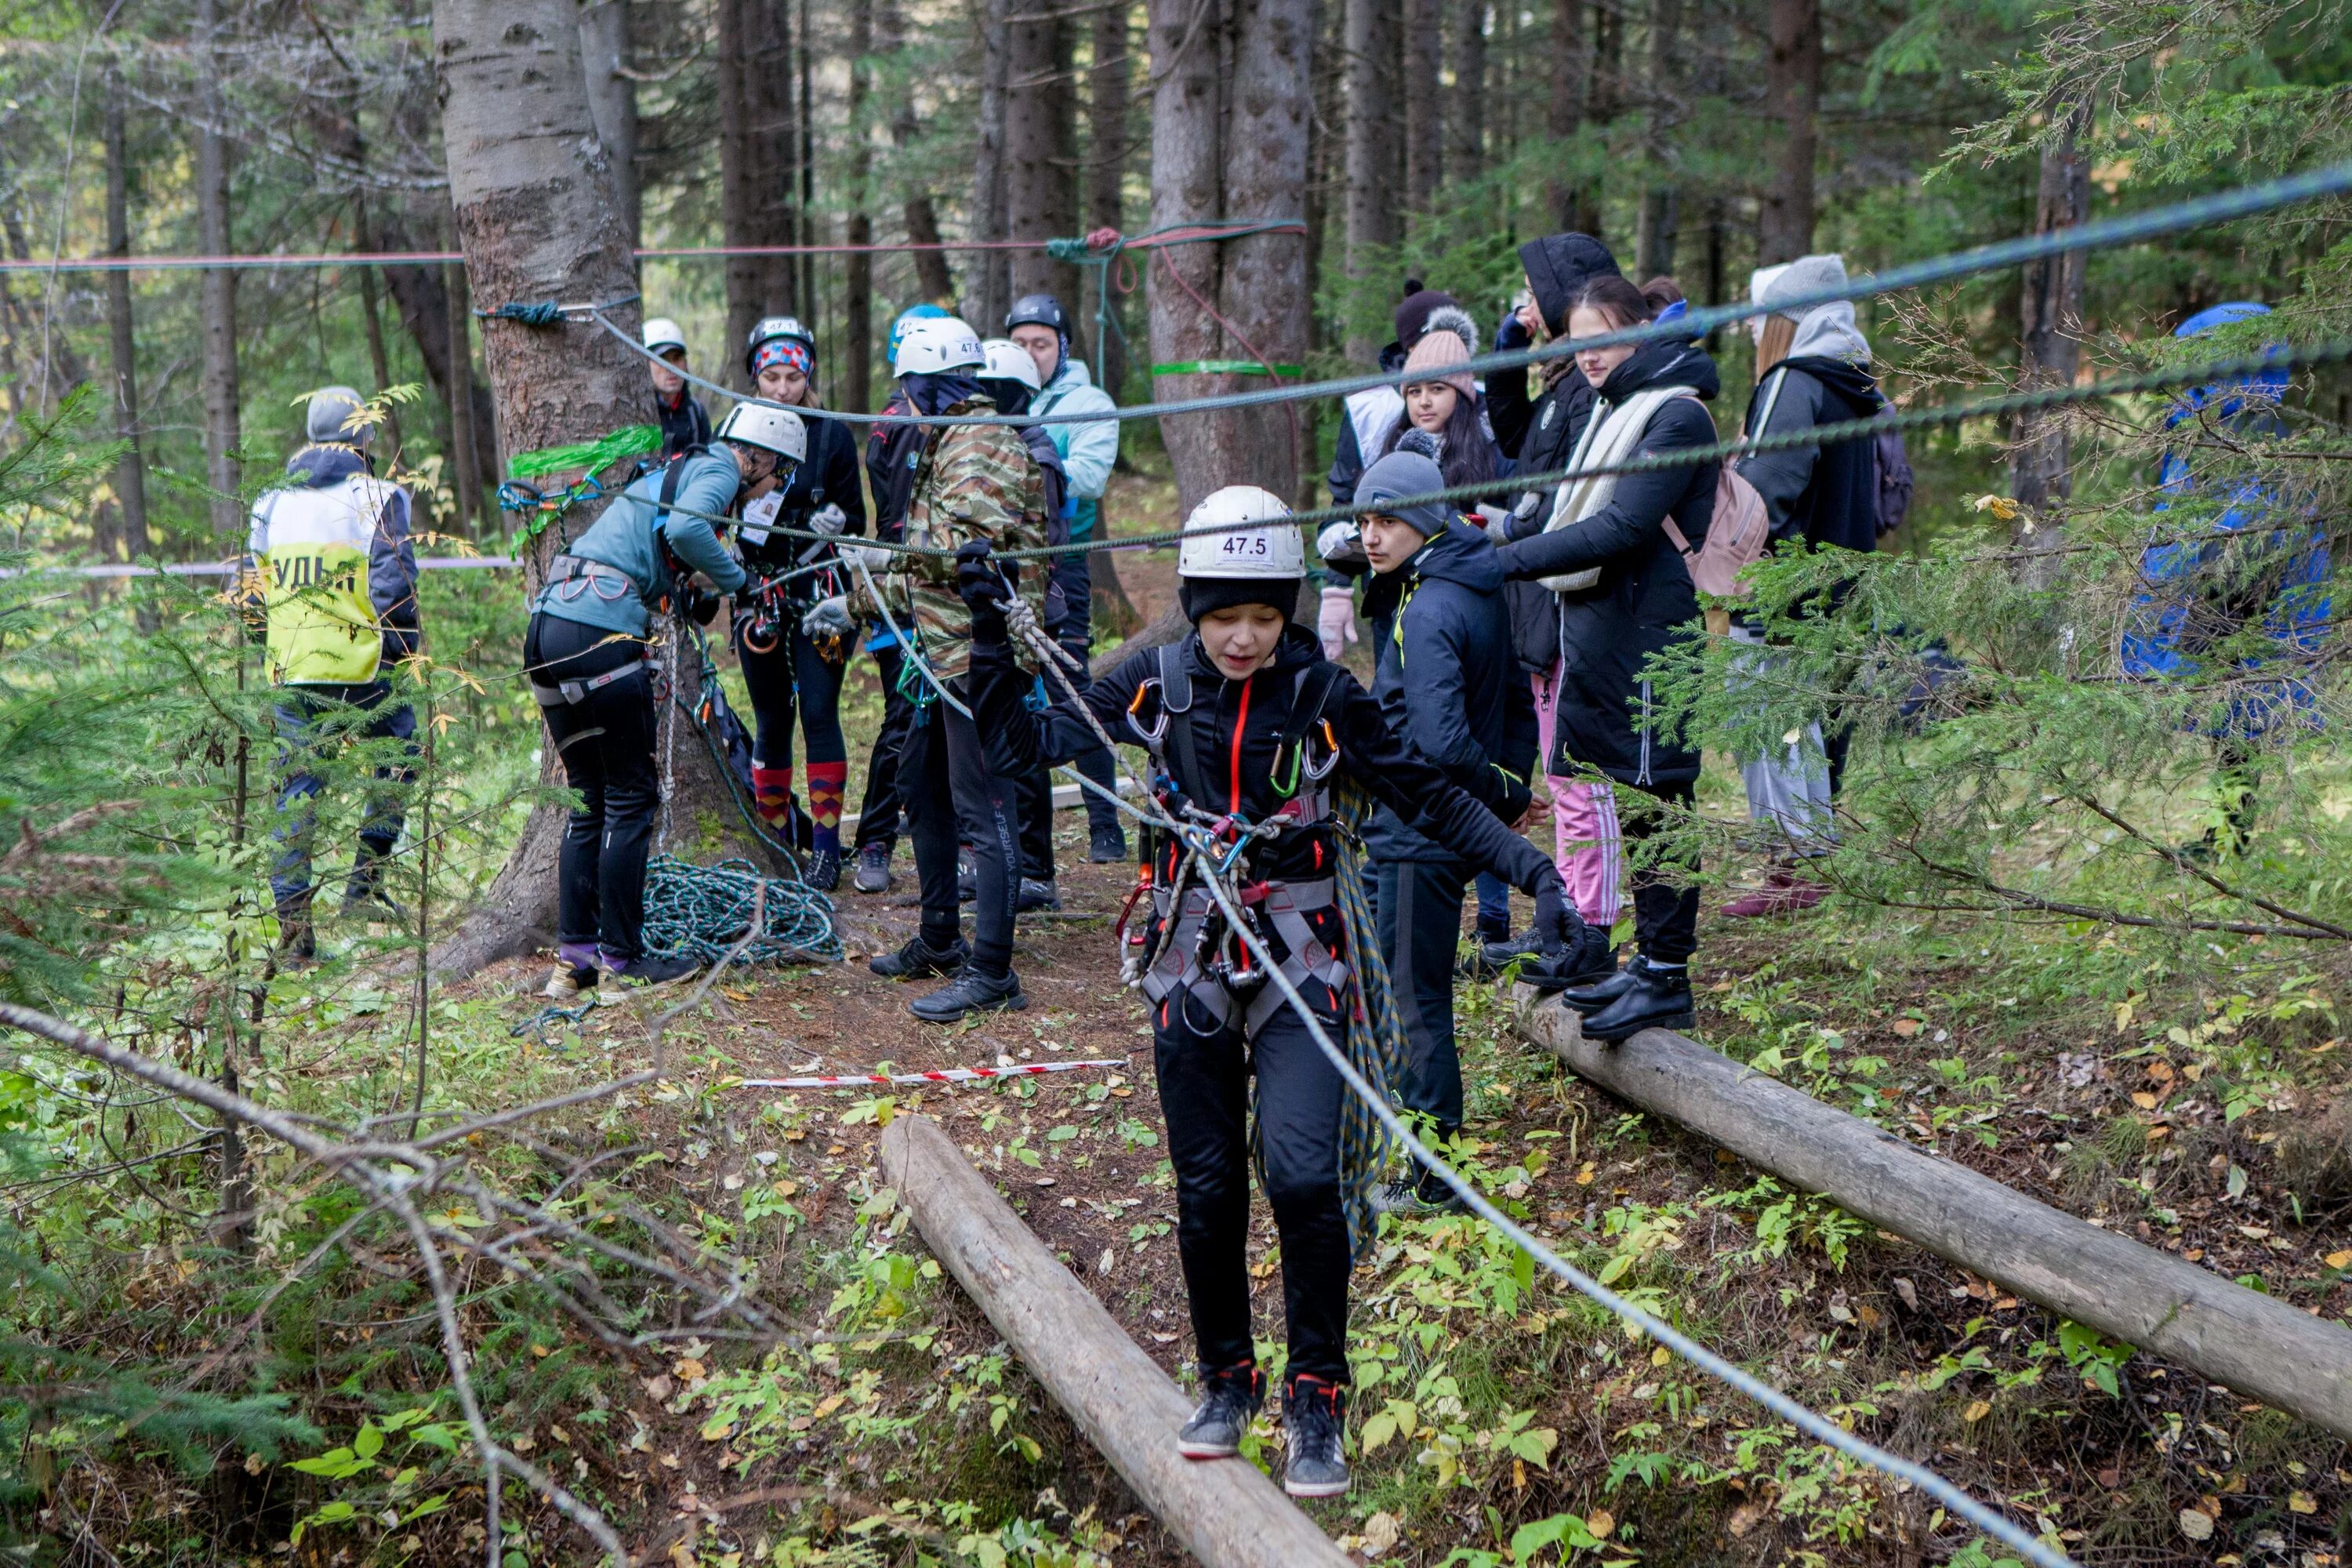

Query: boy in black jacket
[954,486,1583,1501]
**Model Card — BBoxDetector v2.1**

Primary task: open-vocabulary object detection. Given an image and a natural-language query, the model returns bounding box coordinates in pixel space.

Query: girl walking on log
[953,488,1596,1498]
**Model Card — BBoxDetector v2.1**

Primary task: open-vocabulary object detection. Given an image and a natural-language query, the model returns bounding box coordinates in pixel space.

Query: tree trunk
[353,198,404,454]
[798,0,817,315]
[844,0,874,412]
[970,0,1015,329]
[442,244,481,534]
[101,64,151,567]
[579,0,642,249]
[2011,109,2089,570]
[1632,0,1682,279]
[1758,0,1820,263]
[882,0,958,305]
[1114,0,1312,667]
[1007,0,1079,310]
[431,0,766,980]
[1544,0,1592,233]
[1083,0,1132,398]
[1444,0,1484,191]
[195,0,241,539]
[1342,0,1397,361]
[1400,0,1440,215]
[718,0,797,379]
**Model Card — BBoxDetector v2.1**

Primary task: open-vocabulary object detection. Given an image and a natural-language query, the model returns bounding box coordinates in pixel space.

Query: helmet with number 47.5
[1177,485,1305,579]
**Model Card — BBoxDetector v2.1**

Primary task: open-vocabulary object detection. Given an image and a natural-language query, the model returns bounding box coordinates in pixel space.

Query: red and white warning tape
[735,1059,1125,1090]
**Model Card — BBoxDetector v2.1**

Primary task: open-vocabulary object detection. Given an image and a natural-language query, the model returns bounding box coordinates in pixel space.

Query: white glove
[800,595,856,640]
[809,503,848,536]
[1316,585,1359,661]
[1316,519,1367,569]
[840,542,895,572]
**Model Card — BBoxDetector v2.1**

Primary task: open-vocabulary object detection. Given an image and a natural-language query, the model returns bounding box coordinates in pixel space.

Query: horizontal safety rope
[0,220,1304,276]
[573,162,2352,431]
[731,1058,1125,1089]
[584,337,2352,568]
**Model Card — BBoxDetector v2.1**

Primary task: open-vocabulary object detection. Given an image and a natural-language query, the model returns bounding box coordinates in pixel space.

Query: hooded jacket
[654,389,712,459]
[1739,259,1885,554]
[864,387,927,543]
[1033,358,1119,528]
[970,624,1556,897]
[1360,517,1537,861]
[739,410,869,572]
[1497,340,1719,789]
[243,444,418,687]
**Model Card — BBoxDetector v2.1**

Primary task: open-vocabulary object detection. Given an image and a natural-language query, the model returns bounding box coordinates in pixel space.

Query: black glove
[681,584,721,626]
[955,539,1018,646]
[1530,873,1577,957]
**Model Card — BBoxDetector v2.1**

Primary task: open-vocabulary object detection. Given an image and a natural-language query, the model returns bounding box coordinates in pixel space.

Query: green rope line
[510,424,660,479]
[642,855,844,967]
[594,337,2352,568]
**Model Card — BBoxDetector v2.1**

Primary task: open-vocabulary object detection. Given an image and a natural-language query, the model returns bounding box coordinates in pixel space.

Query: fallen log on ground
[878,1112,1351,1568]
[1514,988,2352,1440]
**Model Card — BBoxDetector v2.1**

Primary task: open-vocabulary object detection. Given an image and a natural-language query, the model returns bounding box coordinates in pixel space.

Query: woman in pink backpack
[1494,274,1721,1041]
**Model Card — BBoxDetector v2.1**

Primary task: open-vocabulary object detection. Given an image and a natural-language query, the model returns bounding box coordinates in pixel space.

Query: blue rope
[641,855,843,967]
[475,290,642,327]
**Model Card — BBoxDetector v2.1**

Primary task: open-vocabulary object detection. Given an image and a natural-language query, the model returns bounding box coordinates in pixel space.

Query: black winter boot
[1579,958,1694,1042]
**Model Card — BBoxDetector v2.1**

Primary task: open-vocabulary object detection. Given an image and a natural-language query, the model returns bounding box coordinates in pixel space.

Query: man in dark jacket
[1356,449,1545,1204]
[644,318,712,459]
[1496,337,1721,1040]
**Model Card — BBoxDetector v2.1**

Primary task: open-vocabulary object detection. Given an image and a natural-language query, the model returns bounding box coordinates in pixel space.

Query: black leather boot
[1579,959,1694,1042]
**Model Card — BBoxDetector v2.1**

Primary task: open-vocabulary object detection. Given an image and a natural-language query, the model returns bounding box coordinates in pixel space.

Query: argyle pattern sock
[751,766,796,831]
[805,760,848,855]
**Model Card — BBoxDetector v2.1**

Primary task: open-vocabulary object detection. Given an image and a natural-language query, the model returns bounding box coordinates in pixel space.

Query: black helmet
[1005,294,1070,336]
[745,314,817,377]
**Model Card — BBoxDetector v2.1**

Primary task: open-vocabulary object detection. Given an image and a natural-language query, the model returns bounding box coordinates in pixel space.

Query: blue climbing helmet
[2169,301,2286,427]
[887,303,952,365]
[1006,293,1071,382]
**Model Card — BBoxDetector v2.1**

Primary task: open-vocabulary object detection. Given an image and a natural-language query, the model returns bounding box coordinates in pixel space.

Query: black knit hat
[1179,574,1299,624]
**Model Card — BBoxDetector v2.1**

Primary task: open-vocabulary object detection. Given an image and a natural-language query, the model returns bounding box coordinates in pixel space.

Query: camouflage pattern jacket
[854,397,1049,681]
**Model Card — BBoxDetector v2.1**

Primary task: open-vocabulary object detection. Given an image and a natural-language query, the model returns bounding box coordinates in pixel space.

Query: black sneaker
[1016,877,1061,913]
[1178,1363,1264,1458]
[908,967,1028,1023]
[1475,931,1541,977]
[956,848,977,904]
[869,932,969,980]
[1281,1376,1349,1498]
[341,871,406,923]
[1087,825,1129,864]
[610,953,701,991]
[852,845,893,894]
[804,846,840,893]
[1579,958,1694,1043]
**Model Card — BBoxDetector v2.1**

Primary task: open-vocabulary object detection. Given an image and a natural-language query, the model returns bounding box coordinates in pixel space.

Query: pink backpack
[1661,466,1769,597]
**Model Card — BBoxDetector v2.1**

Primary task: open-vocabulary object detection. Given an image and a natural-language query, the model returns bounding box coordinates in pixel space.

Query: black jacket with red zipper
[967,625,1557,897]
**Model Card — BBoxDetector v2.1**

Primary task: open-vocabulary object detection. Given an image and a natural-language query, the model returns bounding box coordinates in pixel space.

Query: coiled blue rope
[641,855,843,967]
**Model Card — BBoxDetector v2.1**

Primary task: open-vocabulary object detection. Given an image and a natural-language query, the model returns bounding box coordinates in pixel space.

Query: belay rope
[641,855,841,967]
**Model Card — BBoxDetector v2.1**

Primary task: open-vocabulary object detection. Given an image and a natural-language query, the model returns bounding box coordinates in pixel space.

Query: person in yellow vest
[241,387,420,963]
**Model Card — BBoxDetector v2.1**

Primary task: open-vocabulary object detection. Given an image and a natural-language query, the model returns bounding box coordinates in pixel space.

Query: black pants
[1015,750,1057,882]
[853,643,915,855]
[737,619,848,770]
[527,613,659,968]
[1373,856,1470,1134]
[902,698,1022,976]
[1155,981,1351,1384]
[1623,778,1700,964]
[1050,552,1123,838]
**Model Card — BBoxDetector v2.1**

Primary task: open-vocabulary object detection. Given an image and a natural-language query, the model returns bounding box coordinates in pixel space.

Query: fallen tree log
[1514,989,2352,1440]
[878,1113,1352,1568]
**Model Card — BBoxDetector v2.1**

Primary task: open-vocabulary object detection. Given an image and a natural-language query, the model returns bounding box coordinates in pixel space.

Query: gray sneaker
[1282,1375,1349,1498]
[852,845,893,894]
[1178,1364,1263,1459]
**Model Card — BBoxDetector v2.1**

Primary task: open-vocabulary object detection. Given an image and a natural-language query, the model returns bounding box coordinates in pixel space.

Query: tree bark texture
[579,0,642,249]
[432,0,765,979]
[1084,0,1132,400]
[195,0,242,539]
[881,2,959,305]
[970,0,1014,331]
[844,0,875,412]
[798,0,818,313]
[1342,0,1399,361]
[1758,0,1820,263]
[1444,0,1485,191]
[101,64,151,566]
[1633,0,1682,279]
[442,248,481,533]
[2011,108,2090,564]
[1544,0,1592,234]
[1400,0,1441,214]
[1007,0,1080,310]
[717,0,798,382]
[1515,993,2352,1442]
[353,198,404,455]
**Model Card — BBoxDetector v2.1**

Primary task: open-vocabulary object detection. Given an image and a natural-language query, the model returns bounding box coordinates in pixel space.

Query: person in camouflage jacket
[804,330,1050,1024]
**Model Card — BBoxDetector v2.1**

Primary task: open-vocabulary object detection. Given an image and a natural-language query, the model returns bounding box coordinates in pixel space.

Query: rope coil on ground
[642,855,843,967]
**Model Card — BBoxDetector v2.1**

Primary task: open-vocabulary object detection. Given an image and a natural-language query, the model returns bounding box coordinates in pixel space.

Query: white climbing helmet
[715,401,809,464]
[891,315,985,377]
[1177,485,1305,579]
[643,317,689,357]
[979,337,1044,391]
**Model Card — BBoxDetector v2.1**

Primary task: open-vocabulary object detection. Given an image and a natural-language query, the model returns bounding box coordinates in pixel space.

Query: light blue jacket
[1033,361,1118,539]
[532,452,748,638]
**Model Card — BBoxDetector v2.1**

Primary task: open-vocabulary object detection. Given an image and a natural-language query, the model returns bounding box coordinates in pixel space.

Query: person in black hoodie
[734,316,870,891]
[1496,275,1718,1041]
[1354,445,1583,1210]
[1721,255,1886,918]
[953,487,1581,1501]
